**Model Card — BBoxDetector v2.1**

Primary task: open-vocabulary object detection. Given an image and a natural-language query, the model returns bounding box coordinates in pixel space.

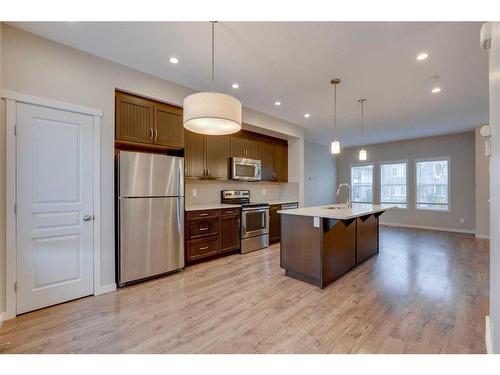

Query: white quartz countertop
[255,199,299,205]
[277,203,393,220]
[185,203,241,211]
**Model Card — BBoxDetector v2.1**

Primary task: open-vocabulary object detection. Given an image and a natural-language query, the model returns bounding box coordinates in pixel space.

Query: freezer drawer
[119,151,184,197]
[118,197,184,285]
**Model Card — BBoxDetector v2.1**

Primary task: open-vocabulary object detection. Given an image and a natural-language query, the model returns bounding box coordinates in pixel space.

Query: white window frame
[379,160,408,209]
[350,163,374,204]
[414,157,451,212]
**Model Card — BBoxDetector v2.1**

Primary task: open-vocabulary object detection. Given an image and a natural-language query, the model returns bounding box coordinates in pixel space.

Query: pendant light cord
[211,21,216,92]
[359,98,366,149]
[333,83,337,137]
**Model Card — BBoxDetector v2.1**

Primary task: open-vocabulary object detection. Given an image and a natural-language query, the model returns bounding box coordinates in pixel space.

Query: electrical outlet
[262,188,266,195]
[459,218,465,224]
[192,189,197,197]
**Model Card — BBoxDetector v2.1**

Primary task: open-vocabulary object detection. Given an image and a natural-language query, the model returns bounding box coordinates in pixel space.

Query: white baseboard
[475,233,490,239]
[380,222,475,234]
[95,283,117,296]
[486,315,494,354]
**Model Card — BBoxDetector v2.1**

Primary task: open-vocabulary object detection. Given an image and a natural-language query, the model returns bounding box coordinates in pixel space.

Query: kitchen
[0,17,496,360]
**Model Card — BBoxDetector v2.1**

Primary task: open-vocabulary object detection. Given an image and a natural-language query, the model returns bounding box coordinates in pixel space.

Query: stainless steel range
[221,190,269,254]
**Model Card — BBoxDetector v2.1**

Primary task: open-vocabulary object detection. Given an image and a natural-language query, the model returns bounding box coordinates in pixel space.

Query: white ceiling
[10,22,488,146]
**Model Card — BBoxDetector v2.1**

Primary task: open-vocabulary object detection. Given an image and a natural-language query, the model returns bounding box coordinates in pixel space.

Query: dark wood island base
[280,211,385,288]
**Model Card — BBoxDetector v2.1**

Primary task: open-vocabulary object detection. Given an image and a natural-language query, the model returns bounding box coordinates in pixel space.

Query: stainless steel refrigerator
[117,151,184,286]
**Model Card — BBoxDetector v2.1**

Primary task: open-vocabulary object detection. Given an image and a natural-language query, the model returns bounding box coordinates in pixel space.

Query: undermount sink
[326,204,350,210]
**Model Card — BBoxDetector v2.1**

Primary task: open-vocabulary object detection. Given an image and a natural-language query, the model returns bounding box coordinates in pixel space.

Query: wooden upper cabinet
[274,139,288,182]
[154,102,184,149]
[205,135,230,180]
[115,91,154,144]
[258,137,276,181]
[184,130,206,178]
[244,132,259,159]
[229,133,246,158]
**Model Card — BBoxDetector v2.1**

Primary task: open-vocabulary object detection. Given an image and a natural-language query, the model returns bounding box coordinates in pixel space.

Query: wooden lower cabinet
[269,205,281,244]
[185,208,241,263]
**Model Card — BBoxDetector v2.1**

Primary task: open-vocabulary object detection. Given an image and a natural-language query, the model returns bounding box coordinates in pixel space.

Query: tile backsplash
[185,180,300,205]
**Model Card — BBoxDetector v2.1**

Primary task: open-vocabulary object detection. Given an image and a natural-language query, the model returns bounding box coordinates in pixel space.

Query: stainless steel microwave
[231,157,262,181]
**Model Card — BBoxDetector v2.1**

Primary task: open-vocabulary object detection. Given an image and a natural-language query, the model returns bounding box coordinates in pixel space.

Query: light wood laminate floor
[0,227,489,353]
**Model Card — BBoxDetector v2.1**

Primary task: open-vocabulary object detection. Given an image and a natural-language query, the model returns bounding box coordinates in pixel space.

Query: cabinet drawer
[220,208,240,217]
[188,219,219,239]
[187,237,220,261]
[187,209,220,220]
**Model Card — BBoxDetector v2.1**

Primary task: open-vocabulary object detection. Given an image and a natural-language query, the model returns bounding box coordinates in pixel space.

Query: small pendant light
[330,79,341,154]
[183,22,242,135]
[358,98,367,161]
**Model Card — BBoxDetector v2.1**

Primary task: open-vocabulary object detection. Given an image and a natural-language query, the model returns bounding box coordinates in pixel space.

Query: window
[351,165,373,203]
[416,158,449,211]
[380,162,407,208]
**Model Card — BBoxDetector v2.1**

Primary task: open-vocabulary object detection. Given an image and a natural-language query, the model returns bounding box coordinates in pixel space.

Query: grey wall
[336,132,476,232]
[304,141,337,207]
[0,25,305,317]
[475,126,490,238]
[489,22,500,354]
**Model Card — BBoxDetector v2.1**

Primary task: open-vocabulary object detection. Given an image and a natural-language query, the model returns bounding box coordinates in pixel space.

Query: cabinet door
[269,205,281,243]
[221,216,240,252]
[115,92,154,144]
[258,137,276,181]
[274,140,288,182]
[230,133,246,158]
[154,103,184,149]
[244,132,259,159]
[184,130,206,178]
[205,135,229,179]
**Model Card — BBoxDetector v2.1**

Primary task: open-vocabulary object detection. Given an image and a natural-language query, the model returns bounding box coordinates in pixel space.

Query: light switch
[192,189,197,197]
[313,217,320,228]
[262,188,266,195]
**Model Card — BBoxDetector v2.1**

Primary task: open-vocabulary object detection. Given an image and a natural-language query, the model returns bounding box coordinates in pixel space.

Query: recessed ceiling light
[275,101,281,106]
[232,83,239,89]
[416,52,429,61]
[169,57,179,64]
[432,87,442,93]
[304,113,310,118]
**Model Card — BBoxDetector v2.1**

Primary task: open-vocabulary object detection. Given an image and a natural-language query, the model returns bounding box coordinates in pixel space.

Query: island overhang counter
[278,204,393,288]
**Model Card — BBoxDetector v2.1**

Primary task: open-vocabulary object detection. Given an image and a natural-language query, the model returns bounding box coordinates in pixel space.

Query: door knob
[83,215,93,222]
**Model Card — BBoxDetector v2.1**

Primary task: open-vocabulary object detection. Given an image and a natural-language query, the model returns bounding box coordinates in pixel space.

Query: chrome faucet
[336,183,352,207]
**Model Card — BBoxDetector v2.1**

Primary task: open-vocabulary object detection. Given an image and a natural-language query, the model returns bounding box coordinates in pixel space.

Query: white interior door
[16,103,94,314]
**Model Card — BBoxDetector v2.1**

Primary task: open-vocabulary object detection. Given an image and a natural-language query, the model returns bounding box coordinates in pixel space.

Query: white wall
[336,132,476,233]
[488,22,500,354]
[0,25,305,317]
[475,126,490,239]
[303,141,336,207]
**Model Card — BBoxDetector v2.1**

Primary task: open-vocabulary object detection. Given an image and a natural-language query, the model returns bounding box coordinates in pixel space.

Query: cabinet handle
[199,213,208,217]
[154,128,158,141]
[149,128,153,140]
[199,246,209,250]
[200,227,209,231]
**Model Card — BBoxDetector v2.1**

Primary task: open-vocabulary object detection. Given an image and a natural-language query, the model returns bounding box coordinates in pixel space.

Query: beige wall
[0,25,304,316]
[304,141,337,207]
[0,22,5,314]
[489,22,500,353]
[475,126,490,238]
[336,131,476,232]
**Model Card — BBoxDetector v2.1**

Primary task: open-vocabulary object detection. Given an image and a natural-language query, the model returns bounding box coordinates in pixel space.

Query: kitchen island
[278,204,392,288]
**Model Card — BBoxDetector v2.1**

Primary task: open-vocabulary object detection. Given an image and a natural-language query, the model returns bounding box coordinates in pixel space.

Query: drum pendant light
[358,98,367,161]
[330,79,341,154]
[183,22,242,135]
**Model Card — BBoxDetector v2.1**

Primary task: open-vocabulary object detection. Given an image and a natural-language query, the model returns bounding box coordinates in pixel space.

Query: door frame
[2,90,104,320]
